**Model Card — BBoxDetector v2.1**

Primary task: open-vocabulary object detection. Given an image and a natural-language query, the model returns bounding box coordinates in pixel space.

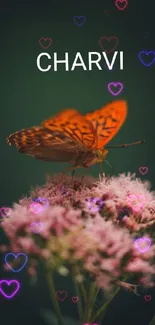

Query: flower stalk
[45,263,64,325]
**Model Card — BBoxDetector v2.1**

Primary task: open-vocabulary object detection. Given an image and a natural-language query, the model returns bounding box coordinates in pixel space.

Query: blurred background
[0,0,155,324]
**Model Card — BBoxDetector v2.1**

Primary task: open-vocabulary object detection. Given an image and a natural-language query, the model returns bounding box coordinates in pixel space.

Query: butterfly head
[95,148,108,162]
[87,148,108,167]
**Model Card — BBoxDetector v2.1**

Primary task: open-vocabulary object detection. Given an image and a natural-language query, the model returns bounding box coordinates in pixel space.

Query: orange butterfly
[6,100,144,170]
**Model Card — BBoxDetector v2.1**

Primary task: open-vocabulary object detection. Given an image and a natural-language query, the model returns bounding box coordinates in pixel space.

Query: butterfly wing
[84,100,127,149]
[42,108,97,149]
[6,126,83,162]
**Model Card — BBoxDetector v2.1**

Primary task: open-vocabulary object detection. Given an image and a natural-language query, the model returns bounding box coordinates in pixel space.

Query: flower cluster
[1,173,155,291]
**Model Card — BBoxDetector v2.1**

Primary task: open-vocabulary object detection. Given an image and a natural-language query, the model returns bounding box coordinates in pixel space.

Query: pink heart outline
[72,296,79,303]
[56,290,68,301]
[139,166,148,175]
[30,198,49,214]
[98,36,119,53]
[115,0,128,11]
[30,202,43,214]
[134,237,152,253]
[144,295,151,301]
[126,194,146,212]
[0,207,11,218]
[39,37,52,49]
[30,222,43,233]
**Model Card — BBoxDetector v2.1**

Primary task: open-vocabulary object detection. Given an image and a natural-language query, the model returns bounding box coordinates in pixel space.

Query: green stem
[91,276,128,323]
[82,281,98,323]
[45,264,64,325]
[72,277,83,322]
[82,291,89,323]
[87,283,99,321]
[79,282,87,304]
[91,286,120,323]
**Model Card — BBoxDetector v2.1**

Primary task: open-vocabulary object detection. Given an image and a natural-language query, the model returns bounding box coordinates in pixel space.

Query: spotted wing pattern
[84,100,127,149]
[6,126,83,161]
[42,108,97,149]
[6,101,127,163]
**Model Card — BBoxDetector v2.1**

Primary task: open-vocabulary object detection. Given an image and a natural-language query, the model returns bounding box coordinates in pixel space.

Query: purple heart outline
[73,16,86,27]
[30,197,49,214]
[32,197,49,208]
[30,221,44,233]
[0,280,20,299]
[138,51,155,67]
[108,82,123,96]
[87,198,104,212]
[5,253,28,272]
[134,237,152,253]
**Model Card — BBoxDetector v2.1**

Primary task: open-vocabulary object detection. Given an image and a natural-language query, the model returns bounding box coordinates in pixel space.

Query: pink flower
[1,174,155,291]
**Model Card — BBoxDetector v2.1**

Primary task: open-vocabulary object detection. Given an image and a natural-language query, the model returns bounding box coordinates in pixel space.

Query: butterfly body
[6,100,127,169]
[72,148,109,169]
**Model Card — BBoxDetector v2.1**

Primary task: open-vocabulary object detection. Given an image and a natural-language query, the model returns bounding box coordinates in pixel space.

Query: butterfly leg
[71,169,75,184]
[105,168,115,182]
[99,163,104,180]
[100,161,114,182]
[59,166,75,183]
[80,167,90,185]
[80,175,85,185]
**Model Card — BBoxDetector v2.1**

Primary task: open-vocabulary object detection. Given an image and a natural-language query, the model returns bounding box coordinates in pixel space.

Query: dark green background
[1,1,155,324]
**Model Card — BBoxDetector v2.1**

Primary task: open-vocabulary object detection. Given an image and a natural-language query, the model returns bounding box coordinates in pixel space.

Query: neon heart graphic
[0,280,20,299]
[115,0,128,10]
[30,202,43,214]
[139,166,148,175]
[30,222,44,233]
[87,198,104,212]
[39,37,52,49]
[144,295,151,301]
[30,197,49,214]
[5,253,28,272]
[56,290,68,301]
[0,207,11,218]
[126,194,146,212]
[98,36,119,53]
[72,296,79,303]
[138,51,155,67]
[108,82,123,96]
[73,16,86,26]
[134,237,152,253]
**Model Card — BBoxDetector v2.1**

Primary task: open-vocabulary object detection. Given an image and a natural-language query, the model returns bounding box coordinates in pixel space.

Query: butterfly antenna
[106,140,145,149]
[105,160,112,169]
